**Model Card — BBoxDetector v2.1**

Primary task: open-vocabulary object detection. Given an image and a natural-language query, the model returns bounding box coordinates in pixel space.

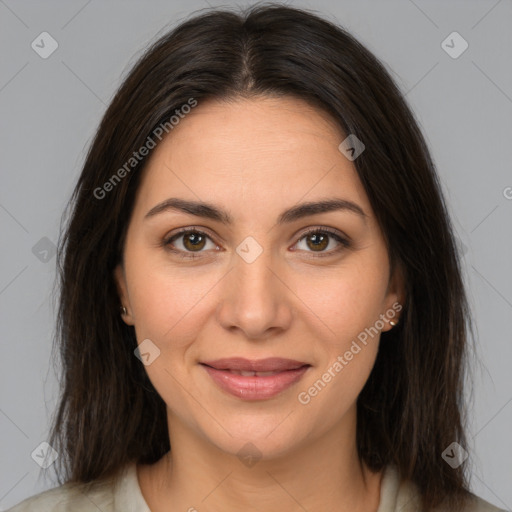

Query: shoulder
[5,475,119,512]
[381,465,507,512]
[7,463,149,512]
[5,463,149,512]
[451,493,507,512]
[5,479,115,512]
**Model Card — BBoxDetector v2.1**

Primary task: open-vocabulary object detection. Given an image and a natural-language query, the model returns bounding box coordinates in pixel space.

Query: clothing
[6,462,505,512]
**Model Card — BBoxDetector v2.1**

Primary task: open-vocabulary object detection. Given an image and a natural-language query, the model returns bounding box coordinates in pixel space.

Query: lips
[200,357,308,372]
[200,357,311,400]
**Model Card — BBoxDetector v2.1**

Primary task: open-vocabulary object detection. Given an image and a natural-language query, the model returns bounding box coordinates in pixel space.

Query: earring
[389,319,398,327]
[120,306,128,316]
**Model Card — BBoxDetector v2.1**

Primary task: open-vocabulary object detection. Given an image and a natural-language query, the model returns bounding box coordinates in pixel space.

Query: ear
[113,263,135,326]
[381,263,406,333]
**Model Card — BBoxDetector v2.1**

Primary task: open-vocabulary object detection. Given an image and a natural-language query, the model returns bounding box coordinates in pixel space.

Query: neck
[138,407,382,512]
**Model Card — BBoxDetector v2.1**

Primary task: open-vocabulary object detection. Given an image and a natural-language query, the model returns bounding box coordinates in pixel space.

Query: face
[114,96,404,460]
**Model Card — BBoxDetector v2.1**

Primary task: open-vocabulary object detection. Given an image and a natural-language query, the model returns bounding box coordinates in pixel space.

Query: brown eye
[294,228,350,256]
[181,231,207,251]
[163,228,217,258]
[305,232,329,251]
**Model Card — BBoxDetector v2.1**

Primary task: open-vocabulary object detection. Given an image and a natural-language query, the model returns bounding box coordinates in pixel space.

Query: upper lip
[200,357,310,372]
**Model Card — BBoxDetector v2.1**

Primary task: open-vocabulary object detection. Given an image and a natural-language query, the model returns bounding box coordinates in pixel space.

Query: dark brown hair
[49,3,474,510]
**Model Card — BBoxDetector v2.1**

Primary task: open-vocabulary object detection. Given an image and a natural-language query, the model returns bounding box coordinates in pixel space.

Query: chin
[215,432,299,463]
[197,410,310,462]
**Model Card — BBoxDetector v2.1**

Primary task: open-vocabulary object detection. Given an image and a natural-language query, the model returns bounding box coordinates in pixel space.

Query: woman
[8,4,505,511]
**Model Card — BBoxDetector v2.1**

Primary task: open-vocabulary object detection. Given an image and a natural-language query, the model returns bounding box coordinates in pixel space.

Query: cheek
[126,256,221,348]
[294,269,385,422]
[124,264,216,421]
[290,256,388,412]
[292,257,389,349]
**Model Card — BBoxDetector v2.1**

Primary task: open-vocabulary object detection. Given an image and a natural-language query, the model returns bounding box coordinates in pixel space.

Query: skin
[114,96,405,512]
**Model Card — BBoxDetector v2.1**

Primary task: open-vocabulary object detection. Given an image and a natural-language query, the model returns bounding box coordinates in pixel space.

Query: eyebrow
[144,197,367,225]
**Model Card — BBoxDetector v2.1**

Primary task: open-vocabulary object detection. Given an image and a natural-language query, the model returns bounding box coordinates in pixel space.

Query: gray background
[0,0,511,509]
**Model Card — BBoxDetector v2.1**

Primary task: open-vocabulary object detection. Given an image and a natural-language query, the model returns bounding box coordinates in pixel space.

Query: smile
[199,357,311,400]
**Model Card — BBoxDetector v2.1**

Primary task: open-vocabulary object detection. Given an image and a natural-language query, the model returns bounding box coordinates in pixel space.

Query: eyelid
[295,225,349,243]
[164,225,218,243]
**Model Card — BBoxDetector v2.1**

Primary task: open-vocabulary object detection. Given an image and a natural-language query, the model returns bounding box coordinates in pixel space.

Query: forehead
[156,95,345,161]
[132,96,372,223]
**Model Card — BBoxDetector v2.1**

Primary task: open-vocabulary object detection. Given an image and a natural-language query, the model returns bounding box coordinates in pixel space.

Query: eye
[163,228,219,259]
[162,226,350,260]
[292,227,350,257]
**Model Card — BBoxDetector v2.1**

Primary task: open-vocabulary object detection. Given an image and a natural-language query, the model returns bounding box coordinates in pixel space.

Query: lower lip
[201,364,310,400]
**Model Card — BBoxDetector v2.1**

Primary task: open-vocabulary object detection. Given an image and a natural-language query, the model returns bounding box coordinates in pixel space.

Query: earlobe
[113,264,134,325]
[382,265,406,332]
[381,297,402,332]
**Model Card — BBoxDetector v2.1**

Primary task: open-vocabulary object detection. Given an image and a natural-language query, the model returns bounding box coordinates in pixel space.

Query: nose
[215,240,293,341]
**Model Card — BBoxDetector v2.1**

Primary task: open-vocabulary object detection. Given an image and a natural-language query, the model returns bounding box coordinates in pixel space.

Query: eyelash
[162,226,351,260]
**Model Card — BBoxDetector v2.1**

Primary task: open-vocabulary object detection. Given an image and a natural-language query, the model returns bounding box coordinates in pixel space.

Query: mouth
[199,358,311,400]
